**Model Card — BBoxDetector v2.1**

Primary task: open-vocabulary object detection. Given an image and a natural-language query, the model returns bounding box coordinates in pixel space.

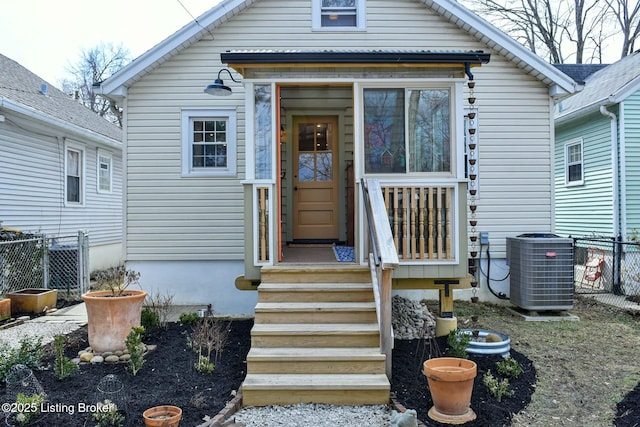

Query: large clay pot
[423,357,477,424]
[82,290,147,353]
[143,405,182,427]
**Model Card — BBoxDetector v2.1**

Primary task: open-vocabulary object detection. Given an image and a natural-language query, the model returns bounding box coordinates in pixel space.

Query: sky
[0,0,221,87]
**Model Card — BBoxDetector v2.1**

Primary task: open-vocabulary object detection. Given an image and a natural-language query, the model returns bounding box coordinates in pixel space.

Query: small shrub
[92,399,125,427]
[497,357,522,378]
[189,311,229,373]
[0,336,45,381]
[144,291,174,329]
[483,370,514,402]
[124,326,145,376]
[447,329,471,359]
[53,335,78,380]
[140,307,159,333]
[179,312,200,326]
[194,355,216,373]
[13,392,45,426]
[93,265,140,296]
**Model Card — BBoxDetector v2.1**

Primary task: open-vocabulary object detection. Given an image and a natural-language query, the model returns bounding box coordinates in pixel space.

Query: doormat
[333,246,355,262]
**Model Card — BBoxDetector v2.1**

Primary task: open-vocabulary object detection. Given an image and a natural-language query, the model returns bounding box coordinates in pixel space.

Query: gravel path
[0,320,81,349]
[234,403,392,426]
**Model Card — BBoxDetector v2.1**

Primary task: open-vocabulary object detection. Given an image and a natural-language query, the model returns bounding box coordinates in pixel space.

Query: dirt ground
[1,295,639,426]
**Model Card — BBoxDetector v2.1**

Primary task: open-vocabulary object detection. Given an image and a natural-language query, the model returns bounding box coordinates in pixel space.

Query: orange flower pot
[143,405,182,427]
[423,357,477,424]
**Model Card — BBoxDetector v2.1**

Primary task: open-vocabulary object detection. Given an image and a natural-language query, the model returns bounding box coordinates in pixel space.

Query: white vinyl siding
[123,0,558,261]
[623,92,640,235]
[0,114,123,244]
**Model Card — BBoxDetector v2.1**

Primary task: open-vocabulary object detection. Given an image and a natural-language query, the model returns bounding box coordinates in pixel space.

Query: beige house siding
[124,0,554,262]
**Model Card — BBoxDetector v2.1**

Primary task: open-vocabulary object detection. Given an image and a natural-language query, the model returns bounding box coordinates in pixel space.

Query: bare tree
[603,0,640,58]
[60,43,131,126]
[461,0,612,63]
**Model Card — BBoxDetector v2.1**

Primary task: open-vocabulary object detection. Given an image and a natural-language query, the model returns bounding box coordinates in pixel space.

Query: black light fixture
[204,68,240,96]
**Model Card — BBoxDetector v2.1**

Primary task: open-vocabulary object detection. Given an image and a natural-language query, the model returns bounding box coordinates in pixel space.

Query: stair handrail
[361,178,399,379]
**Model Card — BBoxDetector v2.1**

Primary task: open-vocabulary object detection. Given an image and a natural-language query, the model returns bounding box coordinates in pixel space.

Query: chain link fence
[574,237,640,309]
[0,230,89,301]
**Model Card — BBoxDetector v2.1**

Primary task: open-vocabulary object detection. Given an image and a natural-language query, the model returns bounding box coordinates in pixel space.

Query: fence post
[613,235,622,295]
[42,234,49,289]
[77,230,90,296]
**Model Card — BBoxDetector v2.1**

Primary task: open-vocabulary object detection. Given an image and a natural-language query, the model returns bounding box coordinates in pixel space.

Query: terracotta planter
[423,357,477,424]
[0,298,10,321]
[82,290,147,353]
[143,405,182,427]
[7,288,57,315]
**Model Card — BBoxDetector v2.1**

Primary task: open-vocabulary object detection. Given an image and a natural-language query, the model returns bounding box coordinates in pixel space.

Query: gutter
[0,97,122,149]
[600,105,620,237]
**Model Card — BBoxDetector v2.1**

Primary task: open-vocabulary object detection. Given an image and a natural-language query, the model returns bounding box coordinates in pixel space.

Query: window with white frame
[313,0,366,30]
[181,109,237,177]
[363,87,452,175]
[565,139,583,185]
[97,150,112,192]
[65,145,84,204]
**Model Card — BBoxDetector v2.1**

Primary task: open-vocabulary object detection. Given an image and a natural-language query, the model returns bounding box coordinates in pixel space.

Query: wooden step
[257,282,374,303]
[246,347,386,374]
[251,323,380,348]
[260,265,370,284]
[242,374,390,406]
[254,302,377,324]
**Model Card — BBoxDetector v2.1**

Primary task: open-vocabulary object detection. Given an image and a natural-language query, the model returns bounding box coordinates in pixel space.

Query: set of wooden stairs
[242,264,390,406]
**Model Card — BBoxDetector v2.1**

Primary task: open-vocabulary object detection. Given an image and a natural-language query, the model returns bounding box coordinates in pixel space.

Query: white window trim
[312,0,366,31]
[64,142,85,207]
[181,109,237,177]
[97,149,113,193]
[565,138,584,186]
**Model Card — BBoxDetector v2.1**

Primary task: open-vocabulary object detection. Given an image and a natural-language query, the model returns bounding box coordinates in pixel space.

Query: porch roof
[220,50,491,66]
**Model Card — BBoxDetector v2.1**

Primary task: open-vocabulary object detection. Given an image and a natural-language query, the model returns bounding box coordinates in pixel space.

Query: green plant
[447,329,471,359]
[13,392,45,426]
[497,357,522,378]
[92,399,125,427]
[194,354,216,373]
[179,311,200,326]
[53,335,78,380]
[93,265,140,296]
[140,307,159,333]
[124,326,145,376]
[0,336,44,381]
[483,370,514,402]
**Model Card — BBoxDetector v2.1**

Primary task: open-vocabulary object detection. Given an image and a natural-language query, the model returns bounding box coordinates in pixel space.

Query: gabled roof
[556,50,640,123]
[0,54,122,145]
[97,0,579,100]
[553,63,609,84]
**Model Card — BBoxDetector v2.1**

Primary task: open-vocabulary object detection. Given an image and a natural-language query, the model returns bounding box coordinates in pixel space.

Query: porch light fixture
[204,68,240,96]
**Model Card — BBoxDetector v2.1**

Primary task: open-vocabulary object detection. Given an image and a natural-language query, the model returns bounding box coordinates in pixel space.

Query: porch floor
[281,245,346,263]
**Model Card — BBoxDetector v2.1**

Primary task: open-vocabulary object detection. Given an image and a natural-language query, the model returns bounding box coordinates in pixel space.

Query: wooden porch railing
[361,179,399,379]
[381,185,455,261]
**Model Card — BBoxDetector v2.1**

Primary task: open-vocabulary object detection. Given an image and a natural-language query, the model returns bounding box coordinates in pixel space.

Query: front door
[292,116,339,240]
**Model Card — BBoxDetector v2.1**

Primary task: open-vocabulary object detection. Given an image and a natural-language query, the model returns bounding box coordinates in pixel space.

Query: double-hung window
[181,109,237,177]
[65,145,84,205]
[313,0,366,30]
[363,87,452,175]
[565,139,583,185]
[97,150,112,193]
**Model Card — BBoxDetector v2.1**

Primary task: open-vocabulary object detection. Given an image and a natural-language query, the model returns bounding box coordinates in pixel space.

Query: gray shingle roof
[0,54,122,142]
[553,63,609,84]
[556,51,640,120]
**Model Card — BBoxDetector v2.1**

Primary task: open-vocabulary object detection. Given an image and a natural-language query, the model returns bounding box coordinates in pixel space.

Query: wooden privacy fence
[381,185,455,261]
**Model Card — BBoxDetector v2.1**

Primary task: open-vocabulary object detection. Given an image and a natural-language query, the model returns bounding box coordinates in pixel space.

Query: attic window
[313,0,366,30]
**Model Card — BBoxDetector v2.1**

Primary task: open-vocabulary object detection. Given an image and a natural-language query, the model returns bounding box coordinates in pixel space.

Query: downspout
[600,105,619,237]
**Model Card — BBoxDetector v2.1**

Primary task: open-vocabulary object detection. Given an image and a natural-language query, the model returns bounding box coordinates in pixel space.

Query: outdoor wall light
[204,68,240,96]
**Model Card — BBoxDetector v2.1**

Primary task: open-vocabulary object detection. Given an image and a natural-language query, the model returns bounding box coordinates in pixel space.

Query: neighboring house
[555,51,640,238]
[96,0,579,313]
[0,54,124,272]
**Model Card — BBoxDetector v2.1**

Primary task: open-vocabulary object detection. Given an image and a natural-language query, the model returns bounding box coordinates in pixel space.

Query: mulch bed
[1,317,639,426]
